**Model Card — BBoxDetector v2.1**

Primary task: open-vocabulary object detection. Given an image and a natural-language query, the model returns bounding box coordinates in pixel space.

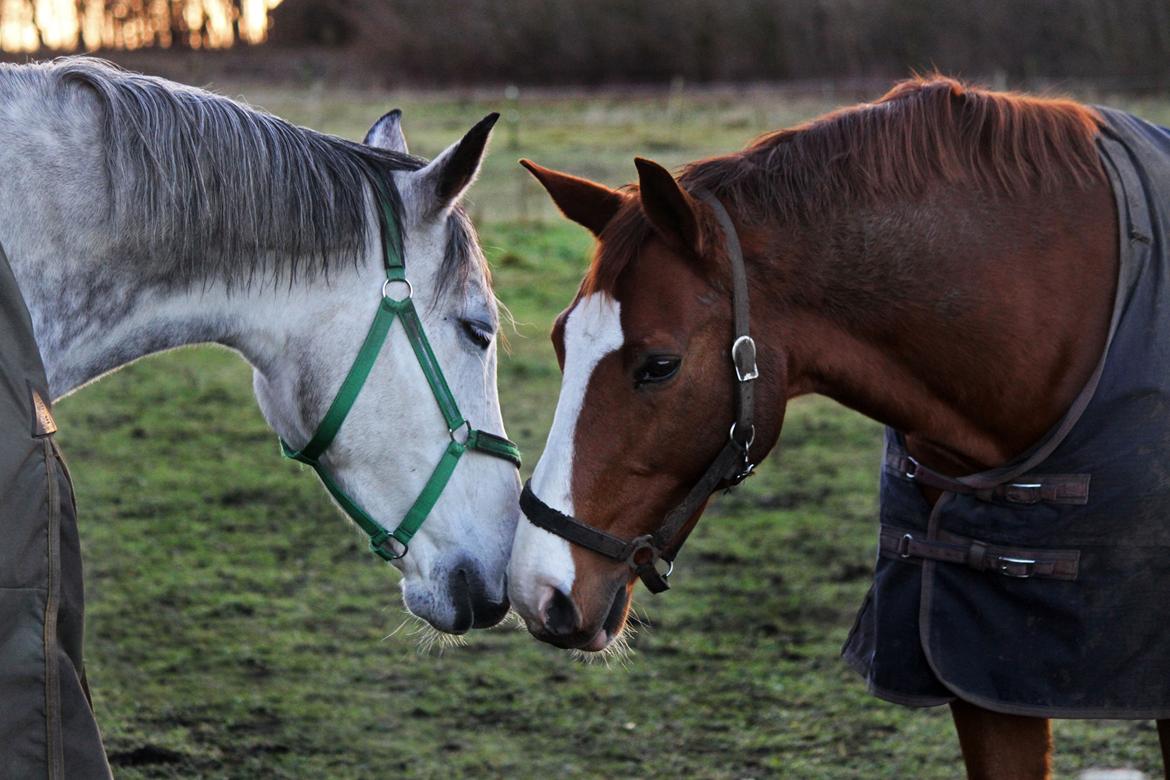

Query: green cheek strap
[279,179,520,561]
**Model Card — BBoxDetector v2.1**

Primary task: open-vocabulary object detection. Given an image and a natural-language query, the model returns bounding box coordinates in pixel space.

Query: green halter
[280,179,521,561]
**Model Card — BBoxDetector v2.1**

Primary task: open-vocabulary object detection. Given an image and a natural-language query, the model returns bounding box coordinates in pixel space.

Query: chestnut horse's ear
[520,159,623,236]
[634,157,701,254]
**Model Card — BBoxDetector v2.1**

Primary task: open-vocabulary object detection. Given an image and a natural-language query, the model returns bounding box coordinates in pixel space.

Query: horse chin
[583,628,611,652]
[579,581,630,652]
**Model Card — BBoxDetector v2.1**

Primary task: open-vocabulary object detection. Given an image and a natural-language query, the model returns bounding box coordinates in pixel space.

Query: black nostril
[447,568,474,634]
[543,588,580,637]
[447,563,510,631]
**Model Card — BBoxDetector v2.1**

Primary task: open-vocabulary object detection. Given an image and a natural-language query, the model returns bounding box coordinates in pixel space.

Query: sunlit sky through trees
[0,0,282,51]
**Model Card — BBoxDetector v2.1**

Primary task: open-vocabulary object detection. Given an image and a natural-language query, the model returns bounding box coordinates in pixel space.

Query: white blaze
[509,293,624,610]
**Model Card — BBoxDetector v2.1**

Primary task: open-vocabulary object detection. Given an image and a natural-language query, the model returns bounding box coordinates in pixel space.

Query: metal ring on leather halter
[729,422,756,450]
[382,278,413,301]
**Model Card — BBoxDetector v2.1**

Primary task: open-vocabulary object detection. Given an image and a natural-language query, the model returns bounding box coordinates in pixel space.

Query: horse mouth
[581,583,628,652]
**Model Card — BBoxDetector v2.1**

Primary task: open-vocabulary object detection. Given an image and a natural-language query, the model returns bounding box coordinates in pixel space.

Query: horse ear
[411,113,498,216]
[520,160,623,237]
[634,157,701,254]
[364,109,408,154]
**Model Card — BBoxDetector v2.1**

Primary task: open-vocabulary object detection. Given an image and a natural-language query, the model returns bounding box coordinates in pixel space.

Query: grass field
[53,80,1170,778]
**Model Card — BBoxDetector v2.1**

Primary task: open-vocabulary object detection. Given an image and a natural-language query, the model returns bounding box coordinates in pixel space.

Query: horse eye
[635,355,681,386]
[459,318,493,349]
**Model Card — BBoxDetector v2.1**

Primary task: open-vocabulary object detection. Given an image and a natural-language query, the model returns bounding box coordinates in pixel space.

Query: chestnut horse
[507,78,1170,778]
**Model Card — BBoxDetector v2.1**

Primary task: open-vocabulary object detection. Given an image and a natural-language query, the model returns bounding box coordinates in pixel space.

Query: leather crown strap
[280,178,521,562]
[520,190,758,594]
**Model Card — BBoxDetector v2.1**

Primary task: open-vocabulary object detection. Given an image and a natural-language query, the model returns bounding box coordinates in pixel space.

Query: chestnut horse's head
[507,158,787,651]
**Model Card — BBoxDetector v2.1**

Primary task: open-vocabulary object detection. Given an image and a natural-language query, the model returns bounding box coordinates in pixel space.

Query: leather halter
[520,190,758,593]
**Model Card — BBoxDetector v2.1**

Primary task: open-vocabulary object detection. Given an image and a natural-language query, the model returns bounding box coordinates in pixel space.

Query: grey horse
[0,57,519,776]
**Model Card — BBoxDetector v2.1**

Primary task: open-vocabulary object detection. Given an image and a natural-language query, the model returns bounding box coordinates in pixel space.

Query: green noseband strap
[279,178,520,561]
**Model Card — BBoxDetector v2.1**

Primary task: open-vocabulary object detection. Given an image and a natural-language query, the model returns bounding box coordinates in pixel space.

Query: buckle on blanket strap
[880,527,1080,581]
[887,452,1089,506]
[997,556,1036,578]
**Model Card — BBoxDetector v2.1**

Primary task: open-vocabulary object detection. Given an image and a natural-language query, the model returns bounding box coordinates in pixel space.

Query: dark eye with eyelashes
[635,355,682,386]
[459,318,494,349]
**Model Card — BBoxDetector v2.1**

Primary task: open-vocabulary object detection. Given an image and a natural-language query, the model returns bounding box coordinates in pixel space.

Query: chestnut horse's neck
[742,177,1118,475]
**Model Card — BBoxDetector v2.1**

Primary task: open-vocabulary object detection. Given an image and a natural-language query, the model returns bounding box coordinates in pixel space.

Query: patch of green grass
[47,84,1169,778]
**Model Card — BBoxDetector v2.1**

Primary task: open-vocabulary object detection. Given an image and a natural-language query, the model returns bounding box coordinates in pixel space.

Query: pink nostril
[535,586,555,625]
[540,585,581,637]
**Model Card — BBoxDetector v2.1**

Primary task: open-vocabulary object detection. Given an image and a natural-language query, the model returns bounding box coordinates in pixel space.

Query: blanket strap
[884,449,1090,506]
[879,525,1080,581]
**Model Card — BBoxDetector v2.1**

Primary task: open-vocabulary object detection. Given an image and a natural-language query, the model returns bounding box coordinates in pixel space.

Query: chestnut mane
[585,76,1105,294]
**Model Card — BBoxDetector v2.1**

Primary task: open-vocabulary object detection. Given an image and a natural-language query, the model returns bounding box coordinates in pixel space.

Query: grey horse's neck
[0,57,400,399]
[7,256,333,400]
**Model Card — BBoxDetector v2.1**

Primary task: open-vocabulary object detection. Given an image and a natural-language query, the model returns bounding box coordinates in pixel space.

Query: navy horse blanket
[0,245,110,775]
[844,108,1170,718]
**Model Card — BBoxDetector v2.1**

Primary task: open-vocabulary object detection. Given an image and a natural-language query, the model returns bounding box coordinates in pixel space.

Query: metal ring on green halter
[449,419,472,445]
[382,277,412,301]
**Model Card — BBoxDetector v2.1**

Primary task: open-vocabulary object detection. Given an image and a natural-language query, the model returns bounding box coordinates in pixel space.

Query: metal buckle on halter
[731,335,759,382]
[904,455,921,481]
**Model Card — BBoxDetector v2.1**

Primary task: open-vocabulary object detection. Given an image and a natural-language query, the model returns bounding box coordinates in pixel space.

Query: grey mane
[45,57,475,292]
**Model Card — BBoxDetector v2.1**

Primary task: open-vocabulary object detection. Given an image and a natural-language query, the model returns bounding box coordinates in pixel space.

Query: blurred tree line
[268,0,1170,86]
[0,0,272,52]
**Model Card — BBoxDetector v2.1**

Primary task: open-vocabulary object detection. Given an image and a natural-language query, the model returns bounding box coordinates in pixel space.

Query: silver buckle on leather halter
[731,335,759,382]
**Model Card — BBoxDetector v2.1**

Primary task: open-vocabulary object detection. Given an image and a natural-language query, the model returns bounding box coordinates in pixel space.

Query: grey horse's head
[250,110,519,633]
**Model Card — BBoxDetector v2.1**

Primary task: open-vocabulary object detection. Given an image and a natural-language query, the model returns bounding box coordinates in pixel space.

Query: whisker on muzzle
[627,601,651,629]
[382,612,414,641]
[501,609,528,631]
[381,610,468,655]
[569,629,635,667]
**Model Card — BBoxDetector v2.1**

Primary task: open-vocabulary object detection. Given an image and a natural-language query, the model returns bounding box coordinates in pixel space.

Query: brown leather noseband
[519,190,758,593]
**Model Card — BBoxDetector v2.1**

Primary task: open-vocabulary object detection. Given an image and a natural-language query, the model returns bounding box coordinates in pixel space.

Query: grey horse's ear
[410,113,498,216]
[364,109,408,154]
